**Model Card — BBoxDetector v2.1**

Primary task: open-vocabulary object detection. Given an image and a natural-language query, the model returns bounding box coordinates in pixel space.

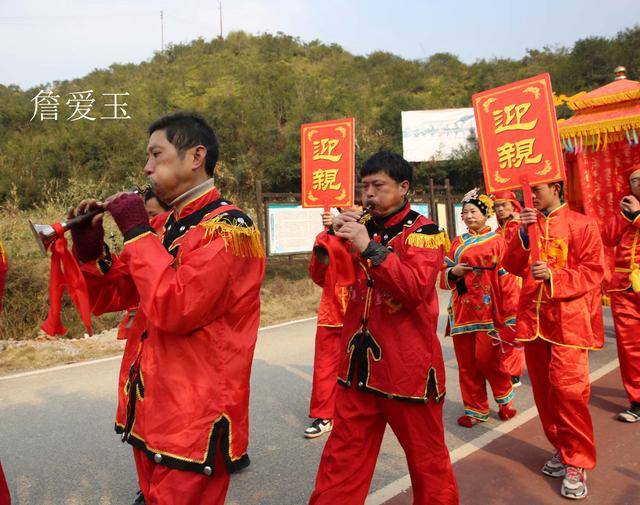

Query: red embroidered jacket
[502,205,605,349]
[79,186,265,476]
[310,202,449,403]
[440,227,516,336]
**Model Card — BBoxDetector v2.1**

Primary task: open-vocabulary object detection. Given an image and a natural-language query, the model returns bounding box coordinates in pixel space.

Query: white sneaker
[542,451,566,477]
[304,418,332,439]
[561,466,587,500]
[617,403,640,423]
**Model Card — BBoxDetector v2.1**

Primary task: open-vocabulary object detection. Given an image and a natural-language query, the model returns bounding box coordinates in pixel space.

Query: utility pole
[218,2,223,39]
[160,10,164,51]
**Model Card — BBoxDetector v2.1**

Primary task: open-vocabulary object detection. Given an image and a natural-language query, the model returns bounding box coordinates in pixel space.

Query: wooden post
[323,200,331,230]
[429,177,437,225]
[254,180,265,246]
[444,178,455,238]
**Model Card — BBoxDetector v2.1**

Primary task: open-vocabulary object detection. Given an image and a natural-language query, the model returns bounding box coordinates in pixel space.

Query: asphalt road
[0,291,619,505]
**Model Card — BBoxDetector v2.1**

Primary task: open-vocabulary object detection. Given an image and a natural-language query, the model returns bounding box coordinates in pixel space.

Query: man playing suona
[503,181,605,500]
[601,163,640,423]
[69,112,265,505]
[308,152,458,505]
[441,189,517,428]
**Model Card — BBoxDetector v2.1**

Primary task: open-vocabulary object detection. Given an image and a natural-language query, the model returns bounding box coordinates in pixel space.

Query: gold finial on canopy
[614,66,627,81]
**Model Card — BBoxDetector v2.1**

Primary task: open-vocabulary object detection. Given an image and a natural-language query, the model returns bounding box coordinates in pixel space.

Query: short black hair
[549,181,565,200]
[148,111,219,176]
[360,151,413,186]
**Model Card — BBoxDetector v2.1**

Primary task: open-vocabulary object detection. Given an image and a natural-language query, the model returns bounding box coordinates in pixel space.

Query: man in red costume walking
[70,112,265,505]
[308,152,458,505]
[601,163,640,423]
[305,211,351,438]
[491,191,525,386]
[503,181,605,500]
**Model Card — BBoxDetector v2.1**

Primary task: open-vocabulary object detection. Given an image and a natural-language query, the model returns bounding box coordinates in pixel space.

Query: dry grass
[0,329,125,375]
[260,255,320,326]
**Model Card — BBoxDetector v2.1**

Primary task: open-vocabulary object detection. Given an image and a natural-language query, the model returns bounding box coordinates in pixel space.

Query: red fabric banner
[41,223,92,337]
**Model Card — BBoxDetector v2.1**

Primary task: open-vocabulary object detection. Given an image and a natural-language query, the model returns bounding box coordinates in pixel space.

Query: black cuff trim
[124,224,154,243]
[361,241,390,266]
[337,377,446,405]
[115,416,250,476]
[623,209,640,221]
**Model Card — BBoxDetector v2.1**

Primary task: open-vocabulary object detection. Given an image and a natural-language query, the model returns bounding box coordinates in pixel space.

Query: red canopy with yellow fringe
[558,67,640,292]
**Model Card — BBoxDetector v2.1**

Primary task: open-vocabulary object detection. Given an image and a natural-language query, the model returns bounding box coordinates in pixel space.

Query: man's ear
[399,180,410,196]
[191,145,208,172]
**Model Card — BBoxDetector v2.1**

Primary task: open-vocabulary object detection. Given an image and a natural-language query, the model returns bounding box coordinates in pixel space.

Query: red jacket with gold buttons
[502,204,605,350]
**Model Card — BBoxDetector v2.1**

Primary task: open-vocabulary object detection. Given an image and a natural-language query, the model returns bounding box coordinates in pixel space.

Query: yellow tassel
[568,89,640,110]
[560,117,640,145]
[201,215,265,258]
[406,230,450,251]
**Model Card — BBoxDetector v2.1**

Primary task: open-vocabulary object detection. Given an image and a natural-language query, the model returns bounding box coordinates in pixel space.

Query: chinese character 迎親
[312,168,342,191]
[493,103,538,134]
[313,138,342,162]
[497,138,542,169]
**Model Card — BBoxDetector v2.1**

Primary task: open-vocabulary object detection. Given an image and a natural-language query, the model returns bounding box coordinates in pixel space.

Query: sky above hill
[1,0,639,89]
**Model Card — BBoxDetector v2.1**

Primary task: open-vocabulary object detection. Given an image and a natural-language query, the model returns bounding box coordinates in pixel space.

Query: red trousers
[610,290,640,404]
[133,447,229,505]
[525,338,596,469]
[0,461,10,505]
[502,345,525,377]
[452,332,514,420]
[310,325,343,419]
[309,386,459,505]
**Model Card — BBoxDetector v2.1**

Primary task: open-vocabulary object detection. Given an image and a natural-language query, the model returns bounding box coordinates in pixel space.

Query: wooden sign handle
[323,201,331,230]
[520,174,540,263]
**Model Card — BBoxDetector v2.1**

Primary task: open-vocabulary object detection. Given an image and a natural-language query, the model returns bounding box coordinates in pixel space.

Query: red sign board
[301,118,355,208]
[472,73,565,194]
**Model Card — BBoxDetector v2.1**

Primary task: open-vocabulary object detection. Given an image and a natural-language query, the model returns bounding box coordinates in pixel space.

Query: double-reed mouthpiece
[358,204,374,224]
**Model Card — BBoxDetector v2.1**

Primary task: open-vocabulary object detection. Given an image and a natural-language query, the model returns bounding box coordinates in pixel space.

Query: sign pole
[323,200,331,230]
[520,174,540,263]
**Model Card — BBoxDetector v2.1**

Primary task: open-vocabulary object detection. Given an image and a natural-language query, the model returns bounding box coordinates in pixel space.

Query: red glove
[70,214,104,264]
[107,193,150,240]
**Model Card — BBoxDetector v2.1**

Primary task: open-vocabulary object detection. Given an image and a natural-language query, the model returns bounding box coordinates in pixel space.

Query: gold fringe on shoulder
[201,215,265,258]
[406,230,451,251]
